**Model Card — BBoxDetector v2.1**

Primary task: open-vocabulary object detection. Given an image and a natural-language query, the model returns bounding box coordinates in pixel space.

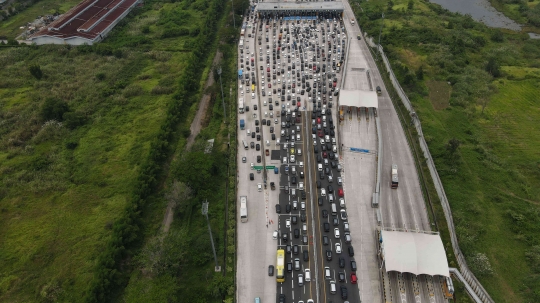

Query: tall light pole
[217,66,226,124]
[376,13,384,61]
[202,200,220,272]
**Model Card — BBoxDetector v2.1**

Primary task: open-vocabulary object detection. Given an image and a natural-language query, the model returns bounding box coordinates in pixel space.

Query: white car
[321,188,326,196]
[258,183,262,192]
[290,155,296,163]
[337,177,342,185]
[334,228,340,239]
[340,198,346,208]
[301,201,306,210]
[286,219,291,228]
[335,243,342,254]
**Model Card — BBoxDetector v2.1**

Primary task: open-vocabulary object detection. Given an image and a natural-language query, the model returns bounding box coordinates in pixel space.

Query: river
[429,0,522,31]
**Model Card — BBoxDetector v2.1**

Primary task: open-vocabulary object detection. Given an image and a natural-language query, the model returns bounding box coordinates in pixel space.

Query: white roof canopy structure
[339,90,378,108]
[381,230,449,277]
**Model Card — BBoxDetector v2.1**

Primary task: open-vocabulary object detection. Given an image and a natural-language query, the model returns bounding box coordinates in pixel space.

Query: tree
[491,30,504,42]
[446,138,461,155]
[407,0,414,10]
[485,58,501,78]
[29,64,42,79]
[136,230,189,277]
[416,65,424,80]
[41,97,69,121]
[387,0,394,10]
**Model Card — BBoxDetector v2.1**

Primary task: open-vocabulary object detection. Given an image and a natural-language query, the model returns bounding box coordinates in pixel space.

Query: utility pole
[218,66,226,124]
[202,200,220,272]
[376,13,384,61]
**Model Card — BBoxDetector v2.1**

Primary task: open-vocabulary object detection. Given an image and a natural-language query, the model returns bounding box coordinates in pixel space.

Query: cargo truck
[238,98,244,113]
[391,164,398,188]
[240,196,248,223]
[240,119,245,130]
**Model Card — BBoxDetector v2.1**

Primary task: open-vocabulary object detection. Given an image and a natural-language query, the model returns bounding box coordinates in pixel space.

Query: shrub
[29,64,43,80]
[40,97,69,122]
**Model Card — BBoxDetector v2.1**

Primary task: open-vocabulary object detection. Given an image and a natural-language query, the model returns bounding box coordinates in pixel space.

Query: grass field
[0,0,215,300]
[354,0,540,301]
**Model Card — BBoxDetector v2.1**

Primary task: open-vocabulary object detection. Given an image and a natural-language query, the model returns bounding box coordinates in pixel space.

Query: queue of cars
[243,7,357,302]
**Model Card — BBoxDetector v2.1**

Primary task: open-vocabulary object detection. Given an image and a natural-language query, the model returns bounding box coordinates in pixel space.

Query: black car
[341,286,348,300]
[328,185,333,193]
[257,155,261,163]
[332,216,339,226]
[318,197,323,206]
[319,171,325,180]
[282,233,288,242]
[269,265,275,276]
[301,191,306,199]
[291,216,297,224]
[294,228,300,238]
[326,249,332,261]
[300,213,306,222]
[250,173,254,181]
[291,176,297,184]
[338,271,345,282]
[348,246,355,256]
[303,250,309,261]
[256,144,260,151]
[323,222,330,232]
[279,294,286,303]
[323,235,329,245]
[350,260,357,271]
[293,244,299,255]
[286,204,291,213]
[322,209,328,218]
[339,257,345,268]
[317,180,321,188]
[286,245,291,254]
[275,204,281,213]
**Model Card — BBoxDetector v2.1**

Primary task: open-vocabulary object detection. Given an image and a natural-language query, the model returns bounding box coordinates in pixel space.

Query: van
[325,266,331,280]
[330,280,336,294]
[318,164,323,171]
[291,188,296,198]
[331,203,337,215]
[305,268,311,282]
[243,140,249,150]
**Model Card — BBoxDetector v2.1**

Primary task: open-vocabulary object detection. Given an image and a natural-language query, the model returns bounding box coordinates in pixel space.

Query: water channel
[429,0,522,31]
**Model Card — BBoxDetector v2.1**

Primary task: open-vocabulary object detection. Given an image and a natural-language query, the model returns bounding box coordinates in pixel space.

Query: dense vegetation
[489,0,540,28]
[0,0,247,300]
[353,0,540,302]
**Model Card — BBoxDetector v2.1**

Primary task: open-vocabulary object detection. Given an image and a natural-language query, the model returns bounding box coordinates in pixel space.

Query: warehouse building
[29,0,141,45]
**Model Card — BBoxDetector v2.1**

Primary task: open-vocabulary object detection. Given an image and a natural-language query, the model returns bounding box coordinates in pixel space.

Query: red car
[318,130,324,137]
[317,117,321,124]
[350,272,357,284]
[297,101,301,107]
[268,83,271,88]
[323,152,327,158]
[338,188,344,197]
[267,67,270,72]
[292,83,296,88]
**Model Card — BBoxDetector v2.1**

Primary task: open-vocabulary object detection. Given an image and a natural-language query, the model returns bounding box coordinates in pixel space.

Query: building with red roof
[29,0,141,45]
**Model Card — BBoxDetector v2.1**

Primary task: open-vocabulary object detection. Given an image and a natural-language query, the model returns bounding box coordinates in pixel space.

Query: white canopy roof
[339,90,378,108]
[381,230,449,277]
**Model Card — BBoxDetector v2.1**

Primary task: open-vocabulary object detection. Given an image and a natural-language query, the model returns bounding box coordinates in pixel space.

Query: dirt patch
[426,80,452,110]
[162,50,222,233]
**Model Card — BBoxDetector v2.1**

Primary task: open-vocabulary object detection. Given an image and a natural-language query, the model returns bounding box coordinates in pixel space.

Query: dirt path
[162,50,222,233]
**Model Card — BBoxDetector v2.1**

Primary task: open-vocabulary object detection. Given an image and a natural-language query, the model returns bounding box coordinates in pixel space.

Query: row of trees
[83,0,225,301]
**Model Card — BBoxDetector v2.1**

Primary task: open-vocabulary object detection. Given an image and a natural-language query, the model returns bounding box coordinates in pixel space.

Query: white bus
[240,196,247,223]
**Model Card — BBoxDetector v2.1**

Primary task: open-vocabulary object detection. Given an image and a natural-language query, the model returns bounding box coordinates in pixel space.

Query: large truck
[238,98,244,113]
[239,39,244,49]
[240,119,245,130]
[276,249,285,282]
[391,164,399,189]
[240,196,247,223]
[240,29,245,36]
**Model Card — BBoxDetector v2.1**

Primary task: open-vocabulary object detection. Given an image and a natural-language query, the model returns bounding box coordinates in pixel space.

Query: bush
[29,64,42,80]
[41,97,69,121]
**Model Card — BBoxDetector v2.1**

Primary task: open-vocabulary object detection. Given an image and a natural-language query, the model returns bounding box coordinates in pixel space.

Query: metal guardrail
[366,38,494,303]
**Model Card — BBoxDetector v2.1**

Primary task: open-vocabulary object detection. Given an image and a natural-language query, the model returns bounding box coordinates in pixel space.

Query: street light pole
[202,200,220,272]
[218,66,226,124]
[376,13,384,61]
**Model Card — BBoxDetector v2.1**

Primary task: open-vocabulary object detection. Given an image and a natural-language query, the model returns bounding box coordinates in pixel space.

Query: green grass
[0,0,210,300]
[354,0,540,301]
